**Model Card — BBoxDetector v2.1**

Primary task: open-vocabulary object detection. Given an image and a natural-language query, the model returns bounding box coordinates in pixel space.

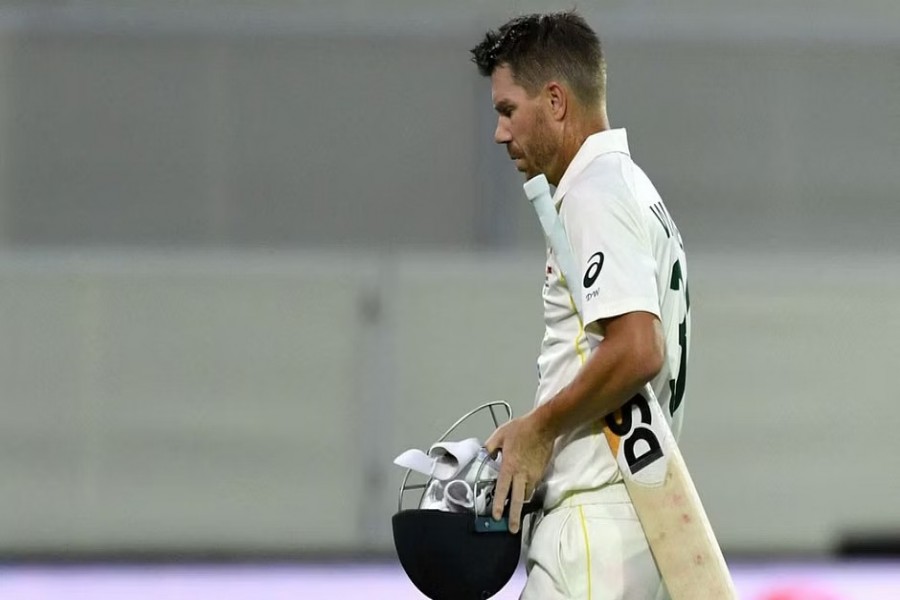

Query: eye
[495,103,514,118]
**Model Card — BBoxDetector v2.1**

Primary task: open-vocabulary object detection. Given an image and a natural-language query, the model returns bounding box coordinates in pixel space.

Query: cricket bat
[523,174,737,599]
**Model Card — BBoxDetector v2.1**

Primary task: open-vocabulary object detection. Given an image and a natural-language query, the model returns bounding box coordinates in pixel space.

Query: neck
[546,106,610,186]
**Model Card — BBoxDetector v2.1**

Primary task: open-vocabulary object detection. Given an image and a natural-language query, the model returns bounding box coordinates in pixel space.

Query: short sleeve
[559,180,661,326]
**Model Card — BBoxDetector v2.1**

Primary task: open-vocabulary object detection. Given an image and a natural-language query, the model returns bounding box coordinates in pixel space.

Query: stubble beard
[525,111,559,180]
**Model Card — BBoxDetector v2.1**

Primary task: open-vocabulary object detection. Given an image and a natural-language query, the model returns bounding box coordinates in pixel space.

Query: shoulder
[561,154,640,218]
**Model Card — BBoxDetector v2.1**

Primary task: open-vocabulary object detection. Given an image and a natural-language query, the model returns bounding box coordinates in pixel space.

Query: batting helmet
[391,402,539,600]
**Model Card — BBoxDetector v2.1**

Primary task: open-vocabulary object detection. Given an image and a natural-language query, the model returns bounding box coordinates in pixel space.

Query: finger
[492,464,512,521]
[483,428,503,459]
[524,481,535,505]
[508,474,527,534]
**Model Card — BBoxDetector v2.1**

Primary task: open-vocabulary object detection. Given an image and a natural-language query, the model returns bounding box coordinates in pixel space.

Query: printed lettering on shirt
[650,201,685,250]
[583,251,604,303]
[649,202,673,238]
[582,251,604,305]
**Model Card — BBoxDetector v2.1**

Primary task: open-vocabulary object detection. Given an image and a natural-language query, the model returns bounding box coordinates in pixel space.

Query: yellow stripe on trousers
[578,505,592,599]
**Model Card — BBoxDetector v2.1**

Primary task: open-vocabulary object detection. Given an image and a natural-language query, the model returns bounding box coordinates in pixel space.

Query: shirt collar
[553,128,630,204]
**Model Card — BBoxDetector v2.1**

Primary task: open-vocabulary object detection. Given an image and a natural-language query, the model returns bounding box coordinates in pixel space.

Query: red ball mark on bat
[694,554,704,566]
[681,513,691,524]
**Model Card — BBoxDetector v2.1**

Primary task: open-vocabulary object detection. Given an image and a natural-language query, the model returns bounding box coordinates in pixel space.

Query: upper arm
[560,178,660,327]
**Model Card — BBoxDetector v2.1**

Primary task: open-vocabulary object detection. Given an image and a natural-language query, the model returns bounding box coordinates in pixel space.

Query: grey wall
[0,2,897,253]
[2,250,899,556]
[0,1,898,557]
[0,32,483,247]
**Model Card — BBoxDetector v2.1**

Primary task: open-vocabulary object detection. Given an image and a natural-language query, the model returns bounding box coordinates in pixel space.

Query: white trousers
[520,484,670,600]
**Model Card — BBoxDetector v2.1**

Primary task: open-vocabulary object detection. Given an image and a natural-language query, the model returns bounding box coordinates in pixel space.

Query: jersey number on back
[668,259,690,416]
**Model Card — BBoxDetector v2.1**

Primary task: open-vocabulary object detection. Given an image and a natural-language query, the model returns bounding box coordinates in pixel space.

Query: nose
[494,118,511,145]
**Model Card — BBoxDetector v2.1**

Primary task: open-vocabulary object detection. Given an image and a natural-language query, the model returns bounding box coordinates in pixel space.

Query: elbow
[602,311,667,391]
[633,321,666,385]
[639,340,665,384]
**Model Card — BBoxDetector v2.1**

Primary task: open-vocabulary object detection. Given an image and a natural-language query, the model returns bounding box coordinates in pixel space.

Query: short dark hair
[470,11,606,106]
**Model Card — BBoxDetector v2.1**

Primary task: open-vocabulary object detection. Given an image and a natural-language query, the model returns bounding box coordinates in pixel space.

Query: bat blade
[620,436,737,598]
[602,394,736,599]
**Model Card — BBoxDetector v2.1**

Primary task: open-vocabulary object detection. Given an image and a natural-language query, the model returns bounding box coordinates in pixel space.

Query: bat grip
[523,175,583,316]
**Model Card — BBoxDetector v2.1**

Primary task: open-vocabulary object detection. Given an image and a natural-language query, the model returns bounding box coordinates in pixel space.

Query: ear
[546,81,567,121]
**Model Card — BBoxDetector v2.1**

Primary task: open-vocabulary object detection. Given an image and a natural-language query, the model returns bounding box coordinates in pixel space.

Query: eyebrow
[493,100,515,114]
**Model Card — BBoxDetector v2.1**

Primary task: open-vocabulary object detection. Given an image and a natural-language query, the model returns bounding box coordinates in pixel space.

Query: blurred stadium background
[0,0,898,598]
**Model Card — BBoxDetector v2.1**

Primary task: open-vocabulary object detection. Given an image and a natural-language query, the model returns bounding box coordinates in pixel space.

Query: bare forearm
[532,313,664,439]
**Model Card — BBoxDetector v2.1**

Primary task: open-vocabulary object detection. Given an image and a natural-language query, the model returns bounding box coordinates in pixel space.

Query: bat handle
[523,175,583,317]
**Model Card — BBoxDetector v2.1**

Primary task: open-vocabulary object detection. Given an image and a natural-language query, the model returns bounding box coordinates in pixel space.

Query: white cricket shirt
[536,128,691,509]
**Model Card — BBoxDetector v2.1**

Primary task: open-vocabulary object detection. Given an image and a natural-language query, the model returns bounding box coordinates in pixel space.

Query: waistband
[546,483,631,512]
